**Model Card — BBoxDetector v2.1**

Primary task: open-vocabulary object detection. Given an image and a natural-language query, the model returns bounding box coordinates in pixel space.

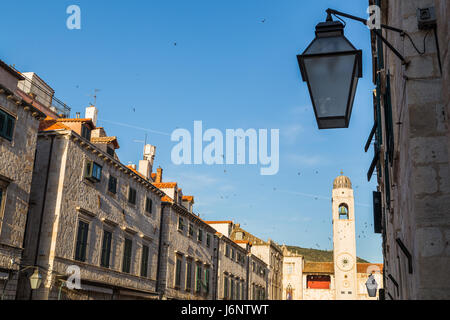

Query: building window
[205,268,210,294]
[231,248,235,260]
[178,217,184,231]
[100,230,112,268]
[235,231,244,240]
[122,238,133,273]
[106,146,115,157]
[206,234,211,248]
[175,255,182,288]
[186,260,192,291]
[230,279,235,300]
[286,263,294,274]
[224,276,229,299]
[188,223,194,237]
[128,187,137,205]
[0,109,15,141]
[145,197,152,214]
[141,245,149,277]
[195,264,202,293]
[338,204,349,220]
[225,245,230,257]
[81,124,91,141]
[85,161,102,182]
[75,220,89,262]
[197,229,203,242]
[0,187,4,215]
[306,275,331,289]
[108,175,117,194]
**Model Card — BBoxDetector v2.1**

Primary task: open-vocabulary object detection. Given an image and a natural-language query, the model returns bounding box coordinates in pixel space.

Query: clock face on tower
[337,253,354,271]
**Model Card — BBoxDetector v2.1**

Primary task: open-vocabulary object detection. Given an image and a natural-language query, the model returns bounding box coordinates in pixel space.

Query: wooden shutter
[75,221,89,262]
[141,245,149,277]
[101,231,112,268]
[373,191,382,233]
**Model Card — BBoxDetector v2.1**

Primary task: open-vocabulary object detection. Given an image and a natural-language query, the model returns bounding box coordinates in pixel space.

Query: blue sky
[1,0,382,262]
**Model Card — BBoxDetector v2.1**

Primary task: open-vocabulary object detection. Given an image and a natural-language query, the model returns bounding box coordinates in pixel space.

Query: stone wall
[377,0,450,299]
[0,69,43,299]
[158,203,216,300]
[216,235,248,300]
[18,130,164,300]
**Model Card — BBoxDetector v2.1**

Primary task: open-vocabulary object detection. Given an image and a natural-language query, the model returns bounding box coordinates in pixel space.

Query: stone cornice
[0,84,46,120]
[38,130,166,198]
[162,202,216,234]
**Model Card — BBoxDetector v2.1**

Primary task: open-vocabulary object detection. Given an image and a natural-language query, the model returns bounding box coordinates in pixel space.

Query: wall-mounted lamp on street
[297,8,413,130]
[297,12,362,129]
[365,273,378,297]
[29,268,43,290]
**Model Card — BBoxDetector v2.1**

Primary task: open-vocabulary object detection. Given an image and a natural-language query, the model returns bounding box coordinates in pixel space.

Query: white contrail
[99,119,171,136]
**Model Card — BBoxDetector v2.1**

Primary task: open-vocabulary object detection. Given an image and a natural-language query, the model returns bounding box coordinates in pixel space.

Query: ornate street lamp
[297,8,413,130]
[365,273,378,297]
[297,13,362,129]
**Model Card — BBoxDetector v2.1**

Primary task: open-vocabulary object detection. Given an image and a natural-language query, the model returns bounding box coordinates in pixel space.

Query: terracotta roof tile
[161,195,174,202]
[91,136,119,149]
[303,262,334,274]
[204,221,233,224]
[39,117,71,132]
[152,182,177,189]
[182,195,194,203]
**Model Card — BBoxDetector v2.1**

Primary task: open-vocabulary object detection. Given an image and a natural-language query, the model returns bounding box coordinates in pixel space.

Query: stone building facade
[248,250,269,300]
[367,0,450,299]
[155,174,217,300]
[215,234,249,300]
[0,61,45,300]
[281,245,303,300]
[17,106,165,300]
[206,221,276,300]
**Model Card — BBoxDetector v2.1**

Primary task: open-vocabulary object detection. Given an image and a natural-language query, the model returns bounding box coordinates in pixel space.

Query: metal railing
[15,70,71,118]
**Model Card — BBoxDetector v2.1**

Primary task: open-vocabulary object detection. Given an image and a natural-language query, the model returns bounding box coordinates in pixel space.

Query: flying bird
[261,18,266,23]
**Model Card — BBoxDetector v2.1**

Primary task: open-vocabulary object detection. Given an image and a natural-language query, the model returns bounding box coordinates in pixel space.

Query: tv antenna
[88,89,101,106]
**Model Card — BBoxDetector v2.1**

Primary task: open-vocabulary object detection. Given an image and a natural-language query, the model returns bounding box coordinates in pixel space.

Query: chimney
[85,105,98,126]
[156,167,163,183]
[130,164,137,170]
[138,144,156,181]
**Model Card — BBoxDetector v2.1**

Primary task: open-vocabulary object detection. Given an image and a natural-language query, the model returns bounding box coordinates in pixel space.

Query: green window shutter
[205,269,210,293]
[141,245,149,277]
[224,277,228,299]
[122,238,132,273]
[175,257,182,287]
[100,231,112,268]
[0,111,5,136]
[5,116,14,140]
[0,110,15,141]
[186,261,192,290]
[75,221,89,262]
[145,197,152,213]
[108,176,117,194]
[195,265,202,292]
[384,72,395,163]
[385,156,391,210]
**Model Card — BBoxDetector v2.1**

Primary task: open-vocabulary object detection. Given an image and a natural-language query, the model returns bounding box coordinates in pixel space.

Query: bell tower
[332,172,357,300]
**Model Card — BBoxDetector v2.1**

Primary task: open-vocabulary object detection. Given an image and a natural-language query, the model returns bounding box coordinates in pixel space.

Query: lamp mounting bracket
[325,8,409,66]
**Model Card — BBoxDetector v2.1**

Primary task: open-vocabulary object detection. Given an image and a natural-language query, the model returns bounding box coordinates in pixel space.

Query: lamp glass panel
[305,36,355,55]
[304,53,356,118]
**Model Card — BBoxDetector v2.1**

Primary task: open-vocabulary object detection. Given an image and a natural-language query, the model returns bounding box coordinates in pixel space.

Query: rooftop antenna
[133,133,148,159]
[88,89,101,106]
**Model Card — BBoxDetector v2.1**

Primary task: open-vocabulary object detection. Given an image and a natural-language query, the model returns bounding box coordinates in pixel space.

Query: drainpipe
[155,205,165,299]
[30,135,55,300]
[213,235,219,300]
[246,253,250,300]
